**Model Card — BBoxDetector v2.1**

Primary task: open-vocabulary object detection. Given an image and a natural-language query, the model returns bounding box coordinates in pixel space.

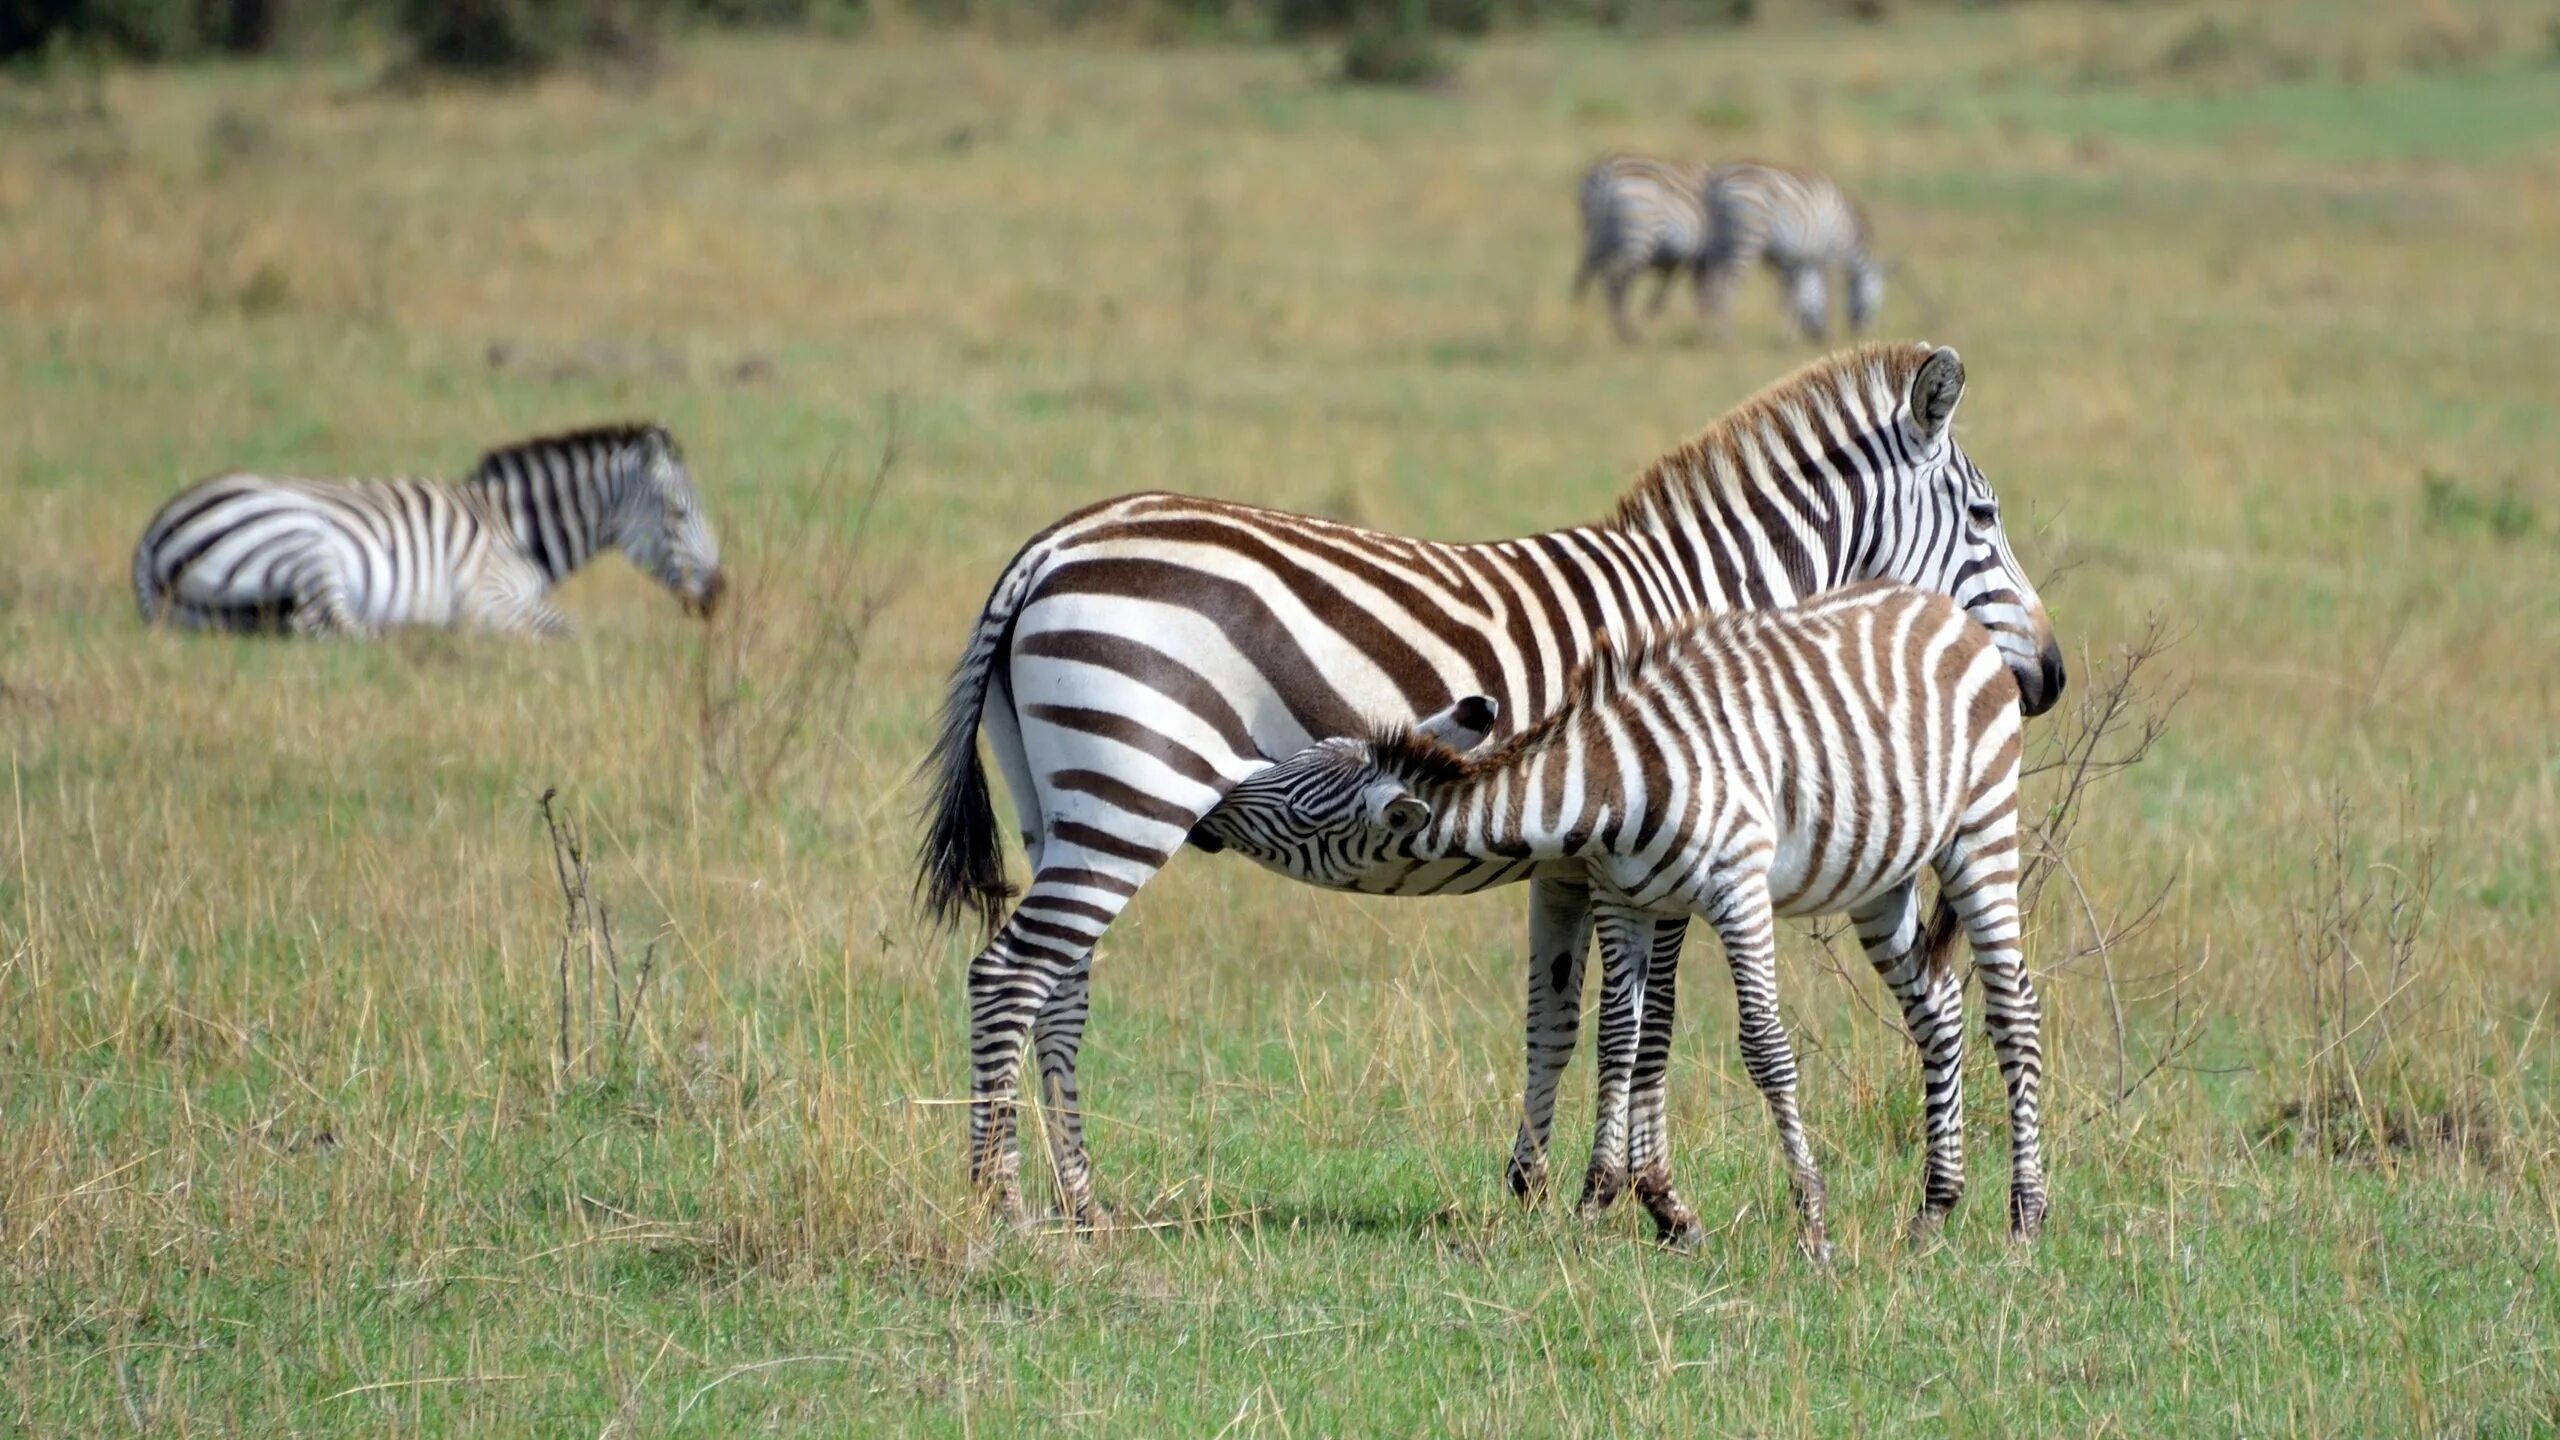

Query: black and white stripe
[132,423,724,638]
[918,344,2064,1229]
[1205,581,2048,1255]
[1701,162,1886,342]
[1572,154,1715,342]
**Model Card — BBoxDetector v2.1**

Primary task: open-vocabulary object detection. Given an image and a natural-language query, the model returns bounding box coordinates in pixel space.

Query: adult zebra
[1572,154,1715,342]
[1701,162,1886,343]
[1198,581,2046,1257]
[133,423,724,638]
[918,343,2064,1228]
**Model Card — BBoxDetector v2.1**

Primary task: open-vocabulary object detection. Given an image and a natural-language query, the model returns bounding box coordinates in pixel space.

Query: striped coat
[1203,582,2047,1256]
[1572,154,1716,342]
[919,344,2064,1229]
[133,424,723,638]
[1701,162,1886,342]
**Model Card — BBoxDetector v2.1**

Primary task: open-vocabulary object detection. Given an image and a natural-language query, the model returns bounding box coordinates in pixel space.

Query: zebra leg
[1624,914,1697,1245]
[1605,271,1640,343]
[1031,956,1105,1228]
[1936,829,2046,1240]
[1645,265,1677,318]
[1508,874,1595,1204]
[1785,265,1830,342]
[285,568,367,639]
[1578,906,1643,1215]
[1849,880,1967,1242]
[1709,878,1829,1262]
[967,858,1145,1228]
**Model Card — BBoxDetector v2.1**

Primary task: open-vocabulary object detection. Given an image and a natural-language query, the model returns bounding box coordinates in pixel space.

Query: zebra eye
[1967,501,1998,527]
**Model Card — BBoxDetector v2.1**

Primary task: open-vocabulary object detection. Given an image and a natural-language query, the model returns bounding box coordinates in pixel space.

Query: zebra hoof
[1797,1233,1835,1269]
[1656,1216,1707,1252]
[1906,1209,1950,1249]
[1505,1155,1550,1206]
[1576,1163,1628,1217]
[2010,1192,2047,1243]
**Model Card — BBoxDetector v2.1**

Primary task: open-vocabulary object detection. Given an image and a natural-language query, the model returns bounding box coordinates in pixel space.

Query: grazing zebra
[1572,155,1715,342]
[1201,581,2047,1257]
[1700,162,1885,342]
[917,343,2064,1231]
[133,423,723,638]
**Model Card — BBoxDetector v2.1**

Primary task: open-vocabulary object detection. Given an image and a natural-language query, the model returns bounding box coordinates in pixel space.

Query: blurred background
[2,0,2556,1432]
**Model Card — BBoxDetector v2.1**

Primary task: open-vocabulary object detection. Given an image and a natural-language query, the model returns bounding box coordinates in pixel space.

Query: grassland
[4,1,2558,1432]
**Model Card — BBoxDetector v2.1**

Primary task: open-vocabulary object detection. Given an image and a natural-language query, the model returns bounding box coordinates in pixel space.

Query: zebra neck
[1604,430,1873,612]
[1412,733,1625,866]
[462,445,630,585]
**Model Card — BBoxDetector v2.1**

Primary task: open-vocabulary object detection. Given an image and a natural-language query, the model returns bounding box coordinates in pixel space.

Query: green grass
[6,2,2560,1432]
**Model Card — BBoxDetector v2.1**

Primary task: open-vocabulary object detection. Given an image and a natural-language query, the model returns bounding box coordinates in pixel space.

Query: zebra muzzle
[686,570,727,619]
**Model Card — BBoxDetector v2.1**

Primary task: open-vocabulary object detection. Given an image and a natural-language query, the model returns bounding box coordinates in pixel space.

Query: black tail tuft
[914,574,1028,940]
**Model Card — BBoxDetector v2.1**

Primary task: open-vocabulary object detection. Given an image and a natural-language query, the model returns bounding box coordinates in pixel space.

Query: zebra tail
[914,547,1039,938]
[132,539,168,626]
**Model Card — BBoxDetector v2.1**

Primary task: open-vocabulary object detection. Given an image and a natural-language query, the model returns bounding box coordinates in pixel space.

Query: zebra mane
[1369,624,1694,793]
[465,421,676,481]
[1606,341,1929,535]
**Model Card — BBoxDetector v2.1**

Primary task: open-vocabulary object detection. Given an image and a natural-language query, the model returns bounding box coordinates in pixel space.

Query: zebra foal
[1203,581,2046,1257]
[1572,155,1715,342]
[1700,162,1886,342]
[918,343,2064,1232]
[133,422,723,638]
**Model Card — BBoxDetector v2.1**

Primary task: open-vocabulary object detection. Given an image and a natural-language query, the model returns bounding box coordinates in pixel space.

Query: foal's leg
[1849,880,1968,1240]
[1578,906,1645,1215]
[1936,819,2046,1240]
[1623,915,1698,1245]
[1708,876,1829,1260]
[1509,875,1596,1203]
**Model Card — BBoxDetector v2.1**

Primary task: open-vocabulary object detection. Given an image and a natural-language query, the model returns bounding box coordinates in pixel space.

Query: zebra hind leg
[1849,881,1967,1243]
[1031,956,1107,1229]
[1784,265,1830,343]
[966,858,1147,1230]
[1508,874,1594,1205]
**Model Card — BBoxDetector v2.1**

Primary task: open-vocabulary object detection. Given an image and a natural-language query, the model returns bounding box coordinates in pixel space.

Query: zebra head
[611,427,726,618]
[1191,696,1499,887]
[1880,346,2065,716]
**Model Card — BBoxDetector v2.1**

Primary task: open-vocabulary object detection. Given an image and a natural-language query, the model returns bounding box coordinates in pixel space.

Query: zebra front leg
[1710,878,1829,1262]
[1624,914,1699,1247]
[1578,907,1644,1216]
[1937,835,2046,1240]
[1605,272,1640,344]
[1508,874,1595,1205]
[967,860,1144,1229]
[1850,881,1967,1242]
[1784,265,1830,343]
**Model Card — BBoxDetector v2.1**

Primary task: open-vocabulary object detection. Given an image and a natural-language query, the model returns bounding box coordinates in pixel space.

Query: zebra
[1199,581,2047,1258]
[132,422,723,638]
[1571,155,1715,343]
[916,343,2065,1231]
[1699,162,1886,343]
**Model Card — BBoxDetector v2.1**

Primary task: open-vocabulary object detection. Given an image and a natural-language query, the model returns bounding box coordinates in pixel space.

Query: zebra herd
[921,341,2065,1251]
[1576,154,1885,344]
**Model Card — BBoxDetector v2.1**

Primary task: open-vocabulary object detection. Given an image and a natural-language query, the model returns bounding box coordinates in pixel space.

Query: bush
[1337,11,1449,84]
[394,0,662,78]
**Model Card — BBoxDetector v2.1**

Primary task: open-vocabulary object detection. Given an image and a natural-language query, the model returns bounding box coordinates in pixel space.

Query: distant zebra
[1572,155,1715,342]
[1201,581,2048,1257]
[1701,162,1885,342]
[917,344,2065,1231]
[133,423,723,638]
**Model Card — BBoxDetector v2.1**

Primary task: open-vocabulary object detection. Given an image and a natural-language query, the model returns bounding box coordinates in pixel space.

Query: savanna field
[4,1,2558,1431]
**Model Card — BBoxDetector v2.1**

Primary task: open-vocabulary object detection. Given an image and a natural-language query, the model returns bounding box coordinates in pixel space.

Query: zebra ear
[1415,695,1499,753]
[1364,781,1432,838]
[1906,346,1966,446]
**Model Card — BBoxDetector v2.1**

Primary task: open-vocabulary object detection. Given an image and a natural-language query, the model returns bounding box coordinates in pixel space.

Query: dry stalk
[692,396,898,808]
[539,786,657,1094]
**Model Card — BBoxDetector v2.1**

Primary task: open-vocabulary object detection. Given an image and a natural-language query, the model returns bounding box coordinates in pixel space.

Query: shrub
[1338,11,1449,84]
[393,0,663,79]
